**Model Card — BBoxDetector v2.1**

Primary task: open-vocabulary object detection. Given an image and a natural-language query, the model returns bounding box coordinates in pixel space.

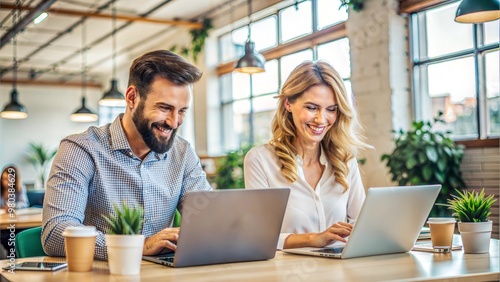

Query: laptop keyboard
[312,247,344,254]
[158,257,175,263]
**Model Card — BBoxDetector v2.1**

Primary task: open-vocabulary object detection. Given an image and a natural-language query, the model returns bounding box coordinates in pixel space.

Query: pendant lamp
[99,2,125,106]
[234,0,266,73]
[455,0,500,23]
[1,3,27,120]
[71,22,98,122]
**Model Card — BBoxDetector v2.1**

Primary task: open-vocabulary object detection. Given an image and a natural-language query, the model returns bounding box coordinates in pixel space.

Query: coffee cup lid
[62,226,98,237]
[427,217,456,224]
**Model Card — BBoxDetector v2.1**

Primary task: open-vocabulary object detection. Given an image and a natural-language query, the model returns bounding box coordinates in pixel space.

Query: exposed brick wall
[461,147,500,239]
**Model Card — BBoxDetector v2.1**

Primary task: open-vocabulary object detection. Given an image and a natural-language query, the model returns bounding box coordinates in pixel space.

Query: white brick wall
[347,0,412,188]
[461,147,500,239]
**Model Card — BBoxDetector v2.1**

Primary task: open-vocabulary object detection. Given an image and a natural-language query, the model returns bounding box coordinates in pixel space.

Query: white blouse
[244,144,366,249]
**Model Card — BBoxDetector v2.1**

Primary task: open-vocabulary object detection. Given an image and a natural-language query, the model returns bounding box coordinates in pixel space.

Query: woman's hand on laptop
[283,222,352,249]
[312,222,352,247]
[143,227,180,256]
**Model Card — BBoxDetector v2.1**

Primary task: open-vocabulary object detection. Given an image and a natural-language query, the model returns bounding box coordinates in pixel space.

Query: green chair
[15,226,46,258]
[173,209,181,227]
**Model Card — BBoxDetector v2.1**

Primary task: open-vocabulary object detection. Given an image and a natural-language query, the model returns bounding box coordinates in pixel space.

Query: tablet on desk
[2,262,67,271]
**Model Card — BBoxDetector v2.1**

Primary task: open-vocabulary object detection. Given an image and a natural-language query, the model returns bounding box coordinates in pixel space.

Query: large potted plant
[102,202,144,275]
[213,146,252,189]
[381,113,466,217]
[25,142,57,189]
[447,188,497,253]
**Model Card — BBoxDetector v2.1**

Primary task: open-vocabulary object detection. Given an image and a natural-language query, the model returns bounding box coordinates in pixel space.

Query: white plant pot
[458,221,492,254]
[105,234,145,275]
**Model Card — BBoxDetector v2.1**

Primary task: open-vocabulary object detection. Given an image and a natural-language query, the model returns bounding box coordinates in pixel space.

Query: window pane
[252,60,279,95]
[220,73,232,102]
[232,72,251,100]
[280,49,314,84]
[484,20,500,46]
[219,33,233,63]
[98,106,124,126]
[317,0,347,29]
[317,38,351,78]
[280,1,312,43]
[222,100,251,151]
[485,51,500,135]
[250,16,277,52]
[253,94,277,145]
[427,57,477,138]
[425,2,473,58]
[344,80,353,107]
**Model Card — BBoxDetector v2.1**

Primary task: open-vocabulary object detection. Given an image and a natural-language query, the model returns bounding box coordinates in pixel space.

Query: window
[216,0,349,152]
[411,2,500,140]
[99,106,125,126]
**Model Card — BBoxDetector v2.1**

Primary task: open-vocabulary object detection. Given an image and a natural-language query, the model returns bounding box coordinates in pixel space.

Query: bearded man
[42,50,211,260]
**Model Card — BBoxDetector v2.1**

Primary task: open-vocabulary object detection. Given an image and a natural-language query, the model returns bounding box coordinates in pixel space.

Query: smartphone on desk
[2,262,68,271]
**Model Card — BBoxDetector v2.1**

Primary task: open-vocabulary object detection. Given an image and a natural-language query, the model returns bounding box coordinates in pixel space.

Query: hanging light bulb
[1,2,28,120]
[71,21,98,122]
[234,0,266,73]
[99,2,125,106]
[455,0,500,23]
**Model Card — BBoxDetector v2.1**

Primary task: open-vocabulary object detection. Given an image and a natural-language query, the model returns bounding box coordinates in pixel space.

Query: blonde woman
[244,61,372,249]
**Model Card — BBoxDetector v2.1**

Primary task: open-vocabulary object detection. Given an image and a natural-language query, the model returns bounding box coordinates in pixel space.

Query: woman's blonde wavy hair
[270,60,371,192]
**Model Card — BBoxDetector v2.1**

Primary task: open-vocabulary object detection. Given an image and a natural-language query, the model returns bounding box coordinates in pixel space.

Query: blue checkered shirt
[42,114,211,260]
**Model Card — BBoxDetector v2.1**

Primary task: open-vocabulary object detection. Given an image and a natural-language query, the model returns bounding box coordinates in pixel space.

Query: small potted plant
[447,188,497,253]
[102,202,144,275]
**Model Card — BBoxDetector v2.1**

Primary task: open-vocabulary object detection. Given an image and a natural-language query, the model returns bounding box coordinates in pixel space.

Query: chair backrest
[173,209,181,227]
[26,190,45,208]
[15,226,46,258]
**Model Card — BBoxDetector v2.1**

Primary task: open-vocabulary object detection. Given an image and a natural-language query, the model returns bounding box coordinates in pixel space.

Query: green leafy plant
[170,18,213,63]
[102,202,144,235]
[381,112,466,217]
[213,146,252,189]
[25,142,57,189]
[340,0,365,11]
[447,188,497,222]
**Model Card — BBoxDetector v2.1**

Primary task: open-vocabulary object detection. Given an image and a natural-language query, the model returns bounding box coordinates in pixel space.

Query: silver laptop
[283,184,441,259]
[143,188,290,267]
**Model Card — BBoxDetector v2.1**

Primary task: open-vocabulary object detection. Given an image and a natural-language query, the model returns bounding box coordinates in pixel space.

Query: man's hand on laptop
[143,227,180,256]
[313,221,352,247]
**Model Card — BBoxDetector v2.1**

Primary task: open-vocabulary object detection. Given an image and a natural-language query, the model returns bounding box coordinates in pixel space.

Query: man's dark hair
[128,50,203,99]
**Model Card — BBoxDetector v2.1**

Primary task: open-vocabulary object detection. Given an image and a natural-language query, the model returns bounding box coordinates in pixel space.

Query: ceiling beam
[1,78,102,88]
[0,0,57,49]
[0,3,203,29]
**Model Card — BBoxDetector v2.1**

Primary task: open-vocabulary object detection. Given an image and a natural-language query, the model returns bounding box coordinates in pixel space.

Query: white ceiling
[0,0,236,87]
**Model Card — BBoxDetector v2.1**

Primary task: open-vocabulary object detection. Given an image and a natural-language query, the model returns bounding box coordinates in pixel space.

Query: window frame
[409,1,500,142]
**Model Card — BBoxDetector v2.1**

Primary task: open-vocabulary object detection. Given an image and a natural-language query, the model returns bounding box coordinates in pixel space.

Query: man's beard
[132,101,177,154]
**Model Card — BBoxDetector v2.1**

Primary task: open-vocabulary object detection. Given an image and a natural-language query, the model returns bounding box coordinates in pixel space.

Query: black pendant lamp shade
[2,4,27,120]
[71,96,98,122]
[455,0,500,23]
[99,3,126,107]
[99,79,126,106]
[233,0,266,74]
[1,88,28,119]
[234,41,266,74]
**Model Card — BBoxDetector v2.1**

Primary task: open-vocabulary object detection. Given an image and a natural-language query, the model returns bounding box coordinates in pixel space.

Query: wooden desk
[0,208,43,230]
[1,238,498,281]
